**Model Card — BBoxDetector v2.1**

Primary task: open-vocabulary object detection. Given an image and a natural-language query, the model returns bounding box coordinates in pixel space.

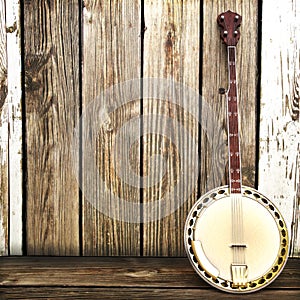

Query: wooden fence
[0,0,299,257]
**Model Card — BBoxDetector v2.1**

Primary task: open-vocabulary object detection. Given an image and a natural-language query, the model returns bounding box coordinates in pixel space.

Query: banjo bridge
[230,244,247,248]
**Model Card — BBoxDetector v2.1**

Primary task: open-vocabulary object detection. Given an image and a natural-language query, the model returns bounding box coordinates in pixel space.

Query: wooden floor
[0,257,299,299]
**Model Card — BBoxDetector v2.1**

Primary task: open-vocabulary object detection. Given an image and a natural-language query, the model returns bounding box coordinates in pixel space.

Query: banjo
[184,10,289,293]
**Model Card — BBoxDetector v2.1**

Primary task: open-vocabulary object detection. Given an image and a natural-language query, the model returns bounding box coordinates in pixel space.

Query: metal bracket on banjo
[231,264,248,287]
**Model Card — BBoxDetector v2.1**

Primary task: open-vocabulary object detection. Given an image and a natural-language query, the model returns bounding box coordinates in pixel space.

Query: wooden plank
[142,0,200,256]
[0,257,299,289]
[0,0,8,256]
[1,288,300,300]
[6,0,23,256]
[24,0,80,255]
[259,0,300,257]
[201,1,258,192]
[81,0,141,255]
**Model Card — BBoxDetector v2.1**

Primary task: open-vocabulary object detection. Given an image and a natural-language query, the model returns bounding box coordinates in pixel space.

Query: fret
[229,133,238,137]
[227,96,237,102]
[227,46,242,194]
[231,179,241,183]
[229,151,240,156]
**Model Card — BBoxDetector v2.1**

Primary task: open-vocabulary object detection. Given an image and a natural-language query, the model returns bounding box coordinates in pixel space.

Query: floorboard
[0,257,299,299]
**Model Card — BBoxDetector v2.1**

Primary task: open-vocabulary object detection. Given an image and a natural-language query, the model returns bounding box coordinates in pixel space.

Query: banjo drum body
[184,185,288,293]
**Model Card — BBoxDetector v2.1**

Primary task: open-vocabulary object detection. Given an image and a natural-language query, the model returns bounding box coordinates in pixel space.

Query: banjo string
[232,193,245,264]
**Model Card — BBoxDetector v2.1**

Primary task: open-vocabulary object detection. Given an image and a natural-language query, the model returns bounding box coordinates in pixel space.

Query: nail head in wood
[219,87,226,94]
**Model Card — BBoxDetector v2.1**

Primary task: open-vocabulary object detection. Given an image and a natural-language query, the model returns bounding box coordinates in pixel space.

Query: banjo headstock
[217,10,242,46]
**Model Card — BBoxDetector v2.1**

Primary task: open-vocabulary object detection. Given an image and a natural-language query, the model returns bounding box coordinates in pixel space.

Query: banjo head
[184,185,289,293]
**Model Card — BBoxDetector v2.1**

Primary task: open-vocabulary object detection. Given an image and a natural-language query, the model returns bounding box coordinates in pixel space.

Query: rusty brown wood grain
[24,0,80,255]
[81,0,141,255]
[201,0,258,193]
[142,0,200,256]
[0,0,8,256]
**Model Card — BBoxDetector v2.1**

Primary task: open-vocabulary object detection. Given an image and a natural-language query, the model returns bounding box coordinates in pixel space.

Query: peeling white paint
[0,103,8,256]
[6,0,22,255]
[0,0,8,256]
[259,0,300,257]
[0,103,9,166]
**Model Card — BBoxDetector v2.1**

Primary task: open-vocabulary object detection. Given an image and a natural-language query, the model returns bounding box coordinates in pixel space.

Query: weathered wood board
[142,0,200,256]
[0,257,299,288]
[2,288,300,300]
[7,0,23,256]
[0,257,299,299]
[24,0,80,255]
[82,0,141,255]
[259,0,300,257]
[0,0,23,256]
[0,0,8,256]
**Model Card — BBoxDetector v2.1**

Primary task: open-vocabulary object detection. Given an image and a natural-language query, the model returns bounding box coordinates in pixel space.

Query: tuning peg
[235,15,239,21]
[234,30,238,36]
[220,15,225,21]
[223,30,228,36]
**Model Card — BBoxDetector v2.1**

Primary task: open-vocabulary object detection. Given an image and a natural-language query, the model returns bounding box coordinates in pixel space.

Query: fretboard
[227,46,242,194]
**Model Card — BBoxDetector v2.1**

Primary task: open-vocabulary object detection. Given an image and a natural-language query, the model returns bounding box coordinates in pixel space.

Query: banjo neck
[226,46,242,194]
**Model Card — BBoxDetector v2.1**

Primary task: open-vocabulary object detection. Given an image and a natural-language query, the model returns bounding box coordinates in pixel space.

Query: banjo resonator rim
[184,185,289,293]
